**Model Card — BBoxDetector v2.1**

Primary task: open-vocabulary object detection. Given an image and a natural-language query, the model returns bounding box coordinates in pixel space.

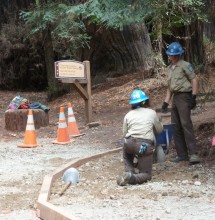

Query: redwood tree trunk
[80,24,153,84]
[184,21,205,66]
[163,20,205,67]
[204,0,215,42]
[43,28,58,100]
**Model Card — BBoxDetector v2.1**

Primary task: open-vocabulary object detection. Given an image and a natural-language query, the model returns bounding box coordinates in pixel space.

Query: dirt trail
[0,74,214,219]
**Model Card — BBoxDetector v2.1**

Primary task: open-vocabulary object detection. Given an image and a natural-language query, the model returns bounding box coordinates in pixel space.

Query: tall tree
[2,0,208,92]
[204,0,215,42]
[80,0,207,66]
[20,0,90,99]
[0,0,48,90]
[36,0,60,100]
[80,23,153,83]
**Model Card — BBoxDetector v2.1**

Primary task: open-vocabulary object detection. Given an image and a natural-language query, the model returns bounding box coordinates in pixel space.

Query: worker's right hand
[161,102,169,113]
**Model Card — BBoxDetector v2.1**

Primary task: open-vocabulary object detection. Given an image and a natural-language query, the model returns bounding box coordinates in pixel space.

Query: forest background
[0,0,214,101]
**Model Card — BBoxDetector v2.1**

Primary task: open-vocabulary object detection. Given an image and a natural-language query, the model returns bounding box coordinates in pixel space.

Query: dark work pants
[171,92,198,157]
[123,137,154,184]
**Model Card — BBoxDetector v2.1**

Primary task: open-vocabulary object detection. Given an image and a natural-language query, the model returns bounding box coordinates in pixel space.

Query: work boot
[170,155,189,163]
[189,154,200,164]
[117,172,132,186]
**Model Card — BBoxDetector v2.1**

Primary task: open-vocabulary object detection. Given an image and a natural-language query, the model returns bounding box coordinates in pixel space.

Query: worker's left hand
[190,95,196,109]
[161,102,169,113]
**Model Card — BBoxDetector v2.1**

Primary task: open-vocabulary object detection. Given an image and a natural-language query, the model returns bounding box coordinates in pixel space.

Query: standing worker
[161,42,200,164]
[117,89,163,186]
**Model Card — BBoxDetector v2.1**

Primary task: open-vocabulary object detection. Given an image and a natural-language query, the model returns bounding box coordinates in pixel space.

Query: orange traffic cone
[17,109,40,148]
[52,106,71,145]
[67,102,84,137]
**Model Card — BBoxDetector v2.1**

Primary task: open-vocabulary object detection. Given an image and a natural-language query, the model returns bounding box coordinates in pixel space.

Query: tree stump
[5,109,49,131]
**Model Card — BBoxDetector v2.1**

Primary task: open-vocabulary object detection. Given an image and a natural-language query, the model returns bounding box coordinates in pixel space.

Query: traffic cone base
[53,106,72,145]
[67,102,85,137]
[17,143,40,148]
[17,109,40,148]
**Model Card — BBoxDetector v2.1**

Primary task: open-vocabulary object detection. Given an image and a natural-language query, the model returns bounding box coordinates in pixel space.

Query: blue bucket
[155,123,175,151]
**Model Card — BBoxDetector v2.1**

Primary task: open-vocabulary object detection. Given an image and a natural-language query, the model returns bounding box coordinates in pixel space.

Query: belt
[173,91,191,95]
[126,136,153,144]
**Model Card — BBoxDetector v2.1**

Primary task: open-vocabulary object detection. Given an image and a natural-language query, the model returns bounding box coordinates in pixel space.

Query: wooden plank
[38,175,53,202]
[59,78,87,84]
[37,148,122,220]
[84,61,92,123]
[37,201,79,220]
[73,82,88,100]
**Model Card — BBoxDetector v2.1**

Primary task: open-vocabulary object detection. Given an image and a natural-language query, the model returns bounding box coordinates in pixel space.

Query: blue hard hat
[129,89,149,105]
[166,42,184,55]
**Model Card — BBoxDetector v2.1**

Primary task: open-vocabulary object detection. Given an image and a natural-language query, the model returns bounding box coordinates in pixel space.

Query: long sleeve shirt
[123,107,163,141]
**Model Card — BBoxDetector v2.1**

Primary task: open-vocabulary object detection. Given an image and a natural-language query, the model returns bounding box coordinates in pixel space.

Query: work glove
[139,143,148,155]
[190,95,197,109]
[161,102,169,113]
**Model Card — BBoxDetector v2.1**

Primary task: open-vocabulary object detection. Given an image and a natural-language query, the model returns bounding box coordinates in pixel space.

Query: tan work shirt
[123,108,163,141]
[167,60,196,93]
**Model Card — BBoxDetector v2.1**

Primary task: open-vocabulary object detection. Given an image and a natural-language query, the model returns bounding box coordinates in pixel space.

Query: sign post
[55,60,92,123]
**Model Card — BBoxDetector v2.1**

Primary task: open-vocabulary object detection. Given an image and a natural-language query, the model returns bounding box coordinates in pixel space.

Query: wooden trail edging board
[37,147,122,220]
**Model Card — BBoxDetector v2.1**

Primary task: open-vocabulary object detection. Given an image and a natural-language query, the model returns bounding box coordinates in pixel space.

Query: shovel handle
[59,182,71,196]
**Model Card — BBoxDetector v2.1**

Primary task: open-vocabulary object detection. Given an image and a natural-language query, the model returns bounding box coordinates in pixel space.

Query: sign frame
[55,60,86,79]
[56,60,92,123]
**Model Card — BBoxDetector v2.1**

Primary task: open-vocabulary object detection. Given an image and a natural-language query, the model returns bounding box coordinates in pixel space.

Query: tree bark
[5,109,49,131]
[43,28,70,101]
[184,21,205,67]
[163,20,205,68]
[80,24,153,84]
[43,28,59,100]
[203,0,215,64]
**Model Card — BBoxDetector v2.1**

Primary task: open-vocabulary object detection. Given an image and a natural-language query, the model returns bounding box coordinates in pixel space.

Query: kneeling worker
[117,89,163,186]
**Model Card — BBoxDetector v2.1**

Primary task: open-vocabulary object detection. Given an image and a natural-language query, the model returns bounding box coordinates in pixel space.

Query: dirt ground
[0,72,215,219]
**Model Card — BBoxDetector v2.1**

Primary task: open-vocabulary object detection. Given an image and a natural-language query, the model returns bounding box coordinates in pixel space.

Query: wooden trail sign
[55,60,85,79]
[55,60,92,123]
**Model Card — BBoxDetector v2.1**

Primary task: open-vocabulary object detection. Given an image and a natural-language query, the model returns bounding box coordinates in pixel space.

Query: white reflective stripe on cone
[59,112,66,120]
[26,124,35,131]
[68,117,76,123]
[68,108,74,114]
[59,122,67,128]
[28,115,34,122]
